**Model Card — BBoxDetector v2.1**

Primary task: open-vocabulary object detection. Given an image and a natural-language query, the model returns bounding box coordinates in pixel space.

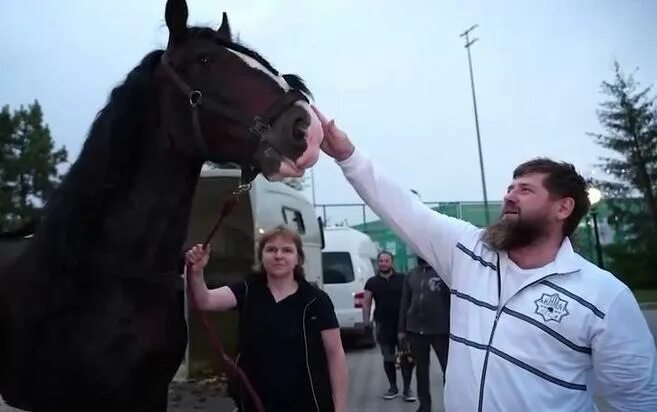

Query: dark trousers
[408,332,449,411]
[377,323,413,391]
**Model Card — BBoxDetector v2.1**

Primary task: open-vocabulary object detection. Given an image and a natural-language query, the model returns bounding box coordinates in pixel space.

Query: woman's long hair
[252,225,305,281]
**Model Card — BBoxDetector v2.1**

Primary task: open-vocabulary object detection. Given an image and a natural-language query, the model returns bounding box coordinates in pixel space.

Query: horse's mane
[37,50,165,270]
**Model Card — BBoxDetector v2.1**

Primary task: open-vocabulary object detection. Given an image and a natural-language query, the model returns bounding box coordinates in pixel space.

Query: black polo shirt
[365,272,405,327]
[229,278,338,412]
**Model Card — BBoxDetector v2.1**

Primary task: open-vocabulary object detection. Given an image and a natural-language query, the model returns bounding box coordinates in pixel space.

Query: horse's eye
[198,55,210,64]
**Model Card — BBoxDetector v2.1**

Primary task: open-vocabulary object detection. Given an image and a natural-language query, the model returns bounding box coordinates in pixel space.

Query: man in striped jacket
[311,107,657,411]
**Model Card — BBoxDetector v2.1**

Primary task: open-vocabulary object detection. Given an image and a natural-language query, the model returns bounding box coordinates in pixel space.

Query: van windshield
[322,252,355,284]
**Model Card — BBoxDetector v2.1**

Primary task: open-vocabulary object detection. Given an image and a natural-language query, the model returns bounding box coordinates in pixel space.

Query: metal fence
[314,200,620,272]
[315,201,503,228]
[315,201,503,272]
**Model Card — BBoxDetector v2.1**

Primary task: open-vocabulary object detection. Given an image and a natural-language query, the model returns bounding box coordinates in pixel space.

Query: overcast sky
[2,0,656,210]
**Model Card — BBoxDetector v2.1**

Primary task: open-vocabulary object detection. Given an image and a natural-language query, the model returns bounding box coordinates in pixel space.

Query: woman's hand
[185,243,210,277]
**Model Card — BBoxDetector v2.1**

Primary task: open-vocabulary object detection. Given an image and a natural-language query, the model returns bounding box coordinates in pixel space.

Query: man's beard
[483,214,546,251]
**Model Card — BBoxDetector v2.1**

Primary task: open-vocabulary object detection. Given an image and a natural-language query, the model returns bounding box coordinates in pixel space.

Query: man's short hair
[377,250,394,260]
[513,157,590,236]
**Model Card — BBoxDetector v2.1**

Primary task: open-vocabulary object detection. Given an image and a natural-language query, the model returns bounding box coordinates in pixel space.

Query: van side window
[282,207,306,234]
[322,252,355,284]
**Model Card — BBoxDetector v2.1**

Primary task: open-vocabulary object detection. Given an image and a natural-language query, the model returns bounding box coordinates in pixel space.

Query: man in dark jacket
[398,256,450,412]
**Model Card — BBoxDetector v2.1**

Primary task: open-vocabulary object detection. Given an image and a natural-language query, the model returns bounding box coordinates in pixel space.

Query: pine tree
[0,101,68,231]
[589,62,657,287]
[0,106,16,226]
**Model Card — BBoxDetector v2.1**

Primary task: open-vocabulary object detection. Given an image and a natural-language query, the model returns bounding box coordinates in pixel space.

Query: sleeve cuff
[335,147,363,169]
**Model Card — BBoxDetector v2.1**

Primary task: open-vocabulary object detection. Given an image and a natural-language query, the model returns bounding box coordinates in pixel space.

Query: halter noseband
[160,52,308,183]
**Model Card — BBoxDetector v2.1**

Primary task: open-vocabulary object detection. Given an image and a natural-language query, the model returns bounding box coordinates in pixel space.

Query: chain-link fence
[315,201,503,272]
[315,200,620,273]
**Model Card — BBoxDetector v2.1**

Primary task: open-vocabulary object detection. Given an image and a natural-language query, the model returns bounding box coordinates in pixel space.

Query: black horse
[0,0,314,410]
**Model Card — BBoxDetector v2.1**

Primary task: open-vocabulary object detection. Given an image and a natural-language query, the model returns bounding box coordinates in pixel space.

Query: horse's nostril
[293,128,306,141]
[293,120,306,141]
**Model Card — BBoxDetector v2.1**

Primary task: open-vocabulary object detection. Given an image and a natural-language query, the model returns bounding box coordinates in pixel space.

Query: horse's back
[1,251,187,411]
[0,238,39,411]
[0,237,31,276]
[0,234,31,363]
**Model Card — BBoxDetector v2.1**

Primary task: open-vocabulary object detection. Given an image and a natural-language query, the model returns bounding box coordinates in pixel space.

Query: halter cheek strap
[160,53,308,184]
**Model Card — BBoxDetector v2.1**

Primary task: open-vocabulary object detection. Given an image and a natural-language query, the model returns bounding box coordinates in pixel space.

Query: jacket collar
[552,237,581,275]
[495,236,581,276]
[248,274,321,304]
[297,277,322,303]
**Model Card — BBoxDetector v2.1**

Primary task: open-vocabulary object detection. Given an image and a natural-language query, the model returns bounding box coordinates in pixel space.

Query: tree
[589,62,657,288]
[0,106,16,225]
[0,100,68,232]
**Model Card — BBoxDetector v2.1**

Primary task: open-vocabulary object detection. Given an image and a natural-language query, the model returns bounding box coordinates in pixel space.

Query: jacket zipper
[477,253,502,412]
[303,297,321,412]
[476,254,562,411]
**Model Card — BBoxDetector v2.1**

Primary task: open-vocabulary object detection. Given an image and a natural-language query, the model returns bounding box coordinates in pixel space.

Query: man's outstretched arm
[312,107,479,286]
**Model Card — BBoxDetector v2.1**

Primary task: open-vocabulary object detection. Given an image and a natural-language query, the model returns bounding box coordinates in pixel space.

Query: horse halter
[160,51,309,184]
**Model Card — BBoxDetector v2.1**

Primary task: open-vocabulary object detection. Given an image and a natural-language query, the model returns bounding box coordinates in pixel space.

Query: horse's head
[158,0,321,182]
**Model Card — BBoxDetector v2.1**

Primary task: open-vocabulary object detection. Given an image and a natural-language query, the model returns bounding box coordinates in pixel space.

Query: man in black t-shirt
[362,251,416,402]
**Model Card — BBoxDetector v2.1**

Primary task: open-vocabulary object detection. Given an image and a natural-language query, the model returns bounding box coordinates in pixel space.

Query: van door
[322,251,357,310]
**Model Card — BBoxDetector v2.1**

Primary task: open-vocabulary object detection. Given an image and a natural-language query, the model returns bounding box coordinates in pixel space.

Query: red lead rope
[185,187,266,412]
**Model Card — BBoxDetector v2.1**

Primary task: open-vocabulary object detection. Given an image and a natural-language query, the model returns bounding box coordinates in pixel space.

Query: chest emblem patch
[534,293,569,323]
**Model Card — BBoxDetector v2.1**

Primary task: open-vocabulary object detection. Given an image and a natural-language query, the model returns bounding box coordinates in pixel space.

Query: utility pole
[460,24,490,226]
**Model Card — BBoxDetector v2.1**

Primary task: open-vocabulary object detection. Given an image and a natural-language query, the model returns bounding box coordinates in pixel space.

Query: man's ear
[557,197,575,221]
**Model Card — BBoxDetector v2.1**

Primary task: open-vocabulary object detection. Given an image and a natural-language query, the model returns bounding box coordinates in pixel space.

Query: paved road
[3,309,656,412]
[345,341,445,412]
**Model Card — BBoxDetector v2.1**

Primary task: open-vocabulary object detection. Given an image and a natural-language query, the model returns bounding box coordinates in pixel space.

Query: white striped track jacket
[337,149,657,411]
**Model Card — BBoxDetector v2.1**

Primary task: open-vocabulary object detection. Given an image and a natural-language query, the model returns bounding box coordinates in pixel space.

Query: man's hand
[310,106,355,162]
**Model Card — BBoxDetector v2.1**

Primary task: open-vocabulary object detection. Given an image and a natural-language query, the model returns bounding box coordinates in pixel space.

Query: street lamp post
[460,24,490,226]
[587,187,604,269]
[584,215,595,260]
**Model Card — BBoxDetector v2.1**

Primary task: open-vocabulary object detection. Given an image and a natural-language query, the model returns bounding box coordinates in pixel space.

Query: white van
[322,226,378,347]
[180,167,324,379]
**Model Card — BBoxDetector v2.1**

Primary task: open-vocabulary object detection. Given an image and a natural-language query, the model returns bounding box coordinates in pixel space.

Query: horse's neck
[94,142,203,278]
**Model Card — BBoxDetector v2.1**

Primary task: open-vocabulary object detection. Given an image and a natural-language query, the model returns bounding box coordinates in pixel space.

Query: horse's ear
[165,0,189,46]
[217,12,231,40]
